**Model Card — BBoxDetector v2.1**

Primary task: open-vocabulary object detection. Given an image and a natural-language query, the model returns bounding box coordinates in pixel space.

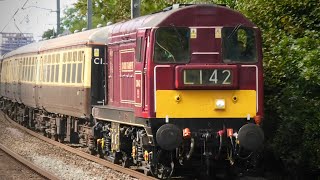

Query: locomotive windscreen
[222,26,257,63]
[153,27,190,63]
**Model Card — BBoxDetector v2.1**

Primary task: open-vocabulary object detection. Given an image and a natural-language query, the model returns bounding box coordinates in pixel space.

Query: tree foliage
[61,0,233,31]
[61,7,87,33]
[61,0,131,32]
[236,0,320,175]
[42,29,55,39]
[41,27,65,39]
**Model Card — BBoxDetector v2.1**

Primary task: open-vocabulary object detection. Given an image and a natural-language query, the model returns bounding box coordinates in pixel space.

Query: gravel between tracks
[0,112,137,180]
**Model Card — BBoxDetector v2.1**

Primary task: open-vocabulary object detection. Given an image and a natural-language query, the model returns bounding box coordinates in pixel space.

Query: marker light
[254,115,262,126]
[215,99,225,110]
[217,130,224,136]
[183,128,191,139]
[227,128,233,137]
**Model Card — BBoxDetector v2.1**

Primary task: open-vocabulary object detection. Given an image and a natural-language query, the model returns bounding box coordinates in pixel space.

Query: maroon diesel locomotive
[0,4,264,178]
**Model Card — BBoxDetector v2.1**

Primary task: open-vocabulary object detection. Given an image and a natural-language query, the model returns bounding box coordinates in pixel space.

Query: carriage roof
[3,26,110,59]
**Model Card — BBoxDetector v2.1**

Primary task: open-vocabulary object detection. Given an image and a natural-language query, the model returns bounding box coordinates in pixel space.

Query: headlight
[215,99,225,110]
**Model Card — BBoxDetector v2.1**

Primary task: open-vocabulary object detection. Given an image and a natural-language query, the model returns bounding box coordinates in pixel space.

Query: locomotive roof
[108,4,253,33]
[3,4,253,59]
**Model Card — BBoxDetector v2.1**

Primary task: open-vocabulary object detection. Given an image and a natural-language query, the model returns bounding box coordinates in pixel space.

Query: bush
[235,0,320,176]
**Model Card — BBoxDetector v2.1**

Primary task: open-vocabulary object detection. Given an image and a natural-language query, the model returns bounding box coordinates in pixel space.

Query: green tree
[42,28,55,39]
[236,0,320,176]
[61,0,235,32]
[61,7,87,33]
[70,0,131,28]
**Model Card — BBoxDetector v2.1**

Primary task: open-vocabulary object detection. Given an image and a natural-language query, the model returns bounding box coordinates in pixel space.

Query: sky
[0,0,78,41]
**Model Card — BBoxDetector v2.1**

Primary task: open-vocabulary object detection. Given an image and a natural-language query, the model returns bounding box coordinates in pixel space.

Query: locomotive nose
[238,123,264,151]
[156,124,183,151]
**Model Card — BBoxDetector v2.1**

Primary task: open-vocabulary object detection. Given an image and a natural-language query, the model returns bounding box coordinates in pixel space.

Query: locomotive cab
[142,6,265,176]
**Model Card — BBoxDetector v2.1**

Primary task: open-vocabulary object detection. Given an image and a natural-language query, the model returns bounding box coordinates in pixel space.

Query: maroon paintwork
[103,5,263,120]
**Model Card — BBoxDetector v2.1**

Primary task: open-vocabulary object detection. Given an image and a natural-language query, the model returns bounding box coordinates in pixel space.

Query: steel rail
[0,143,59,180]
[3,113,156,180]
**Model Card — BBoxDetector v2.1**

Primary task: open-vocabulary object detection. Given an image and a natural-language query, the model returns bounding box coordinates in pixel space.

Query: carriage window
[77,63,82,83]
[27,65,30,82]
[55,65,59,82]
[62,64,66,83]
[48,55,51,64]
[73,52,77,62]
[66,64,71,83]
[32,59,36,81]
[71,63,76,83]
[57,54,60,63]
[47,64,50,83]
[222,27,257,63]
[78,51,82,62]
[154,27,190,63]
[136,37,142,62]
[50,65,54,82]
[68,52,72,62]
[30,59,32,81]
[30,66,33,82]
[63,53,67,62]
[43,64,46,82]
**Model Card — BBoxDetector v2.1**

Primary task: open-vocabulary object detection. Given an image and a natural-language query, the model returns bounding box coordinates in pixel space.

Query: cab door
[107,45,120,106]
[134,30,149,117]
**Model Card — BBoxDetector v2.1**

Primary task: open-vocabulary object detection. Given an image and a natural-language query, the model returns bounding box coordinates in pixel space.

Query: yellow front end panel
[156,90,256,118]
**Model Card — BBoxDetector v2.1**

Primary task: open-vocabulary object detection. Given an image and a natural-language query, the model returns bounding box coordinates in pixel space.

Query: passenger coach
[0,27,107,141]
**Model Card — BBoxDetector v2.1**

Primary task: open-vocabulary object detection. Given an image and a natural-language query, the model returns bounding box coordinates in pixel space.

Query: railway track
[0,142,59,180]
[2,112,156,180]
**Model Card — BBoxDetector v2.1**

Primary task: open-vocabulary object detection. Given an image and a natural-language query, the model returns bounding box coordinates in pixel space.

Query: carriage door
[91,46,105,106]
[134,30,149,115]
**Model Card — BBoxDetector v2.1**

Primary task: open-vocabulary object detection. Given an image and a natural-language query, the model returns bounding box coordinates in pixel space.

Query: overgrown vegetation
[236,0,320,177]
[48,0,320,177]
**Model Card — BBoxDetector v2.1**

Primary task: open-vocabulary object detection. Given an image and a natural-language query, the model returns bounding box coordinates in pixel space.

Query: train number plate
[183,69,232,85]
